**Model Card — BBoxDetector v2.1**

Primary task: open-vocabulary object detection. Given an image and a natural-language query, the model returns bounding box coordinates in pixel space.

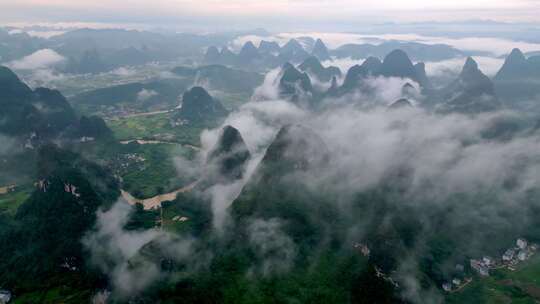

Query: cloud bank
[7,49,65,70]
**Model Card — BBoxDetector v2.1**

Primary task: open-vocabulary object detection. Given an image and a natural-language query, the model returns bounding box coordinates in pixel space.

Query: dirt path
[450,278,473,293]
[121,180,199,210]
[105,109,173,121]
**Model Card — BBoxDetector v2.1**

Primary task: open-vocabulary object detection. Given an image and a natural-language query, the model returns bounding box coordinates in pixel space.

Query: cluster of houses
[0,289,11,304]
[353,243,399,288]
[34,180,81,199]
[60,257,79,272]
[502,238,537,270]
[354,243,371,257]
[36,179,50,192]
[111,153,147,175]
[442,238,537,293]
[442,277,473,293]
[0,185,16,195]
[23,132,38,150]
[63,183,81,198]
[100,105,137,119]
[470,238,537,277]
[374,266,400,288]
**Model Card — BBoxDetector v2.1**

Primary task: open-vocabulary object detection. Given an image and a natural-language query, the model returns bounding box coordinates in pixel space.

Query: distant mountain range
[0,28,269,74]
[203,38,469,72]
[0,66,112,143]
[332,41,465,61]
[171,64,264,94]
[272,49,506,114]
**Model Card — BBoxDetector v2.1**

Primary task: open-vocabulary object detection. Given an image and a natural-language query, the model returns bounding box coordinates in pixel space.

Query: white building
[518,250,528,261]
[442,283,452,292]
[503,249,515,262]
[452,278,462,286]
[470,259,490,276]
[0,290,11,304]
[482,256,493,266]
[517,238,528,250]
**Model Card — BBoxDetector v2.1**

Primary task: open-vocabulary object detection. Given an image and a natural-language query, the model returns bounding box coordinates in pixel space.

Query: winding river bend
[121,180,199,210]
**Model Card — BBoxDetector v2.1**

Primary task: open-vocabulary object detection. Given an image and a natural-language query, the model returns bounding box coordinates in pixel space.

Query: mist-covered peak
[279,39,310,63]
[258,40,281,54]
[282,39,304,52]
[175,86,228,123]
[458,57,493,88]
[388,98,413,110]
[280,62,295,71]
[494,48,533,82]
[184,86,212,101]
[311,38,330,61]
[261,124,329,172]
[207,125,251,181]
[0,66,33,102]
[220,47,235,56]
[239,41,260,60]
[241,41,257,50]
[462,57,479,75]
[401,82,417,98]
[298,56,341,82]
[362,56,383,72]
[340,59,379,92]
[279,63,313,101]
[204,46,221,62]
[440,57,499,113]
[414,62,431,88]
[378,49,418,81]
[508,48,527,62]
[299,56,324,70]
[213,125,249,155]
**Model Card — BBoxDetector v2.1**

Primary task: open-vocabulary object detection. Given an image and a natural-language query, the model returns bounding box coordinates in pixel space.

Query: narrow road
[106,109,173,121]
[119,109,172,119]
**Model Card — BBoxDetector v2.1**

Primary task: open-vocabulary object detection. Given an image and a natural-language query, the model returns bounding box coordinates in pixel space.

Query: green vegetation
[106,112,207,146]
[73,139,199,199]
[0,185,32,216]
[162,193,212,236]
[11,273,97,304]
[0,145,119,299]
[447,256,540,303]
[214,91,252,111]
[120,143,197,199]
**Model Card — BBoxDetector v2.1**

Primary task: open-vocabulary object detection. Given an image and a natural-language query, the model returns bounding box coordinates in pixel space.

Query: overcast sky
[2,0,539,29]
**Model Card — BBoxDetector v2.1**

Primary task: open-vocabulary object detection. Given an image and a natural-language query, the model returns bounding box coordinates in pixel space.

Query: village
[110,153,147,176]
[0,185,16,195]
[442,238,538,293]
[354,238,538,294]
[353,243,400,288]
[0,289,11,304]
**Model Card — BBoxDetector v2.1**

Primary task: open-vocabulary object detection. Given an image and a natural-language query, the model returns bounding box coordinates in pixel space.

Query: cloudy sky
[2,0,539,28]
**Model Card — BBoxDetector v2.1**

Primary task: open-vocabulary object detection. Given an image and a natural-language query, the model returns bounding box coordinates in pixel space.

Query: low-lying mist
[83,64,540,303]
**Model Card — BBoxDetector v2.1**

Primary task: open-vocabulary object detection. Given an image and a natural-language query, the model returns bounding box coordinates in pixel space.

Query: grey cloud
[247,218,297,277]
[83,200,195,298]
